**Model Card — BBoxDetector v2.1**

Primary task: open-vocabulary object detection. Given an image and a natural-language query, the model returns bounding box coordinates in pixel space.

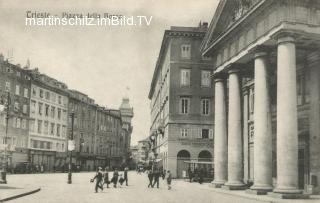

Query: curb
[0,187,41,202]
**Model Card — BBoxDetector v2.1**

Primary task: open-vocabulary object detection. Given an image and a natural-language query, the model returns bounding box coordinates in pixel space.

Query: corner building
[149,23,214,178]
[202,0,320,196]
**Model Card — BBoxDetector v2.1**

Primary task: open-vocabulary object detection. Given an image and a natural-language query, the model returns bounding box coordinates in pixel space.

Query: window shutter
[209,129,214,139]
[198,128,202,138]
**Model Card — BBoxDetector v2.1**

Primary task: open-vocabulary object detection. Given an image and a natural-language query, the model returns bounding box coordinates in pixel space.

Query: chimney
[202,22,208,28]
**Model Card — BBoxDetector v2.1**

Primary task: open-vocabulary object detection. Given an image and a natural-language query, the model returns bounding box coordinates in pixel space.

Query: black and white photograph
[0,0,320,202]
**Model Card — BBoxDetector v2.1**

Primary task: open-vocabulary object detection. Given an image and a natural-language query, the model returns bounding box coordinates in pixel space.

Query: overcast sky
[0,0,219,145]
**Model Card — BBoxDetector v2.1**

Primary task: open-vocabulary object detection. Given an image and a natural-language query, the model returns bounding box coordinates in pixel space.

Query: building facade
[28,69,69,171]
[0,55,31,168]
[148,23,215,178]
[68,90,96,171]
[202,0,320,196]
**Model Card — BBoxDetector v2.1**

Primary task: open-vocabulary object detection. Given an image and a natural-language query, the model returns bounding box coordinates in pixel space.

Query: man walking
[147,169,153,188]
[152,167,160,188]
[92,167,104,193]
[103,167,110,188]
[124,167,129,186]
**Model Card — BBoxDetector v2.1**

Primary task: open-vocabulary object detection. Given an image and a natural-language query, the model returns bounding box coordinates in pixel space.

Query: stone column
[249,51,273,194]
[273,35,302,196]
[223,69,246,190]
[211,78,227,188]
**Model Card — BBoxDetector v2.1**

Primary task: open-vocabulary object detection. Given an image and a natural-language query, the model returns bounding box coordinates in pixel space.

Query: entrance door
[177,150,191,178]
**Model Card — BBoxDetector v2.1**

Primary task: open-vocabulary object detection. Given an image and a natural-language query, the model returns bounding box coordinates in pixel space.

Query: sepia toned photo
[0,0,319,202]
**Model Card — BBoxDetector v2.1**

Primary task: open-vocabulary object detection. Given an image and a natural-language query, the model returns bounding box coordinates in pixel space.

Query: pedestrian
[147,169,153,188]
[103,167,110,188]
[198,168,204,184]
[112,168,119,188]
[152,167,160,188]
[166,170,172,190]
[187,167,193,182]
[118,174,125,187]
[124,167,129,186]
[91,167,104,193]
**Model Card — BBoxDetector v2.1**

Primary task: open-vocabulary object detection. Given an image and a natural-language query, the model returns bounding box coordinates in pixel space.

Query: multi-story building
[202,0,320,196]
[68,90,96,171]
[137,138,149,163]
[148,23,214,178]
[27,69,69,171]
[0,55,31,168]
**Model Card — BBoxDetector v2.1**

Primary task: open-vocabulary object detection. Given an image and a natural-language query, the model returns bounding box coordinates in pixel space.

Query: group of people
[146,168,172,190]
[91,167,129,193]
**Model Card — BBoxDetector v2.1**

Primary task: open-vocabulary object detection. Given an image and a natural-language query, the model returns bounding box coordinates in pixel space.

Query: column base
[246,188,272,195]
[222,182,247,190]
[210,180,226,188]
[268,192,310,199]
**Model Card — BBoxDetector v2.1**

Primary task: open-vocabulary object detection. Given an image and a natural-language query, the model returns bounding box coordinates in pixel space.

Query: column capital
[272,31,296,45]
[213,72,227,82]
[228,69,240,75]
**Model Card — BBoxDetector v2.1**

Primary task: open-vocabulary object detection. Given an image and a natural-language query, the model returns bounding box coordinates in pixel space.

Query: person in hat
[103,166,110,188]
[92,167,104,193]
[112,168,119,188]
[124,167,129,186]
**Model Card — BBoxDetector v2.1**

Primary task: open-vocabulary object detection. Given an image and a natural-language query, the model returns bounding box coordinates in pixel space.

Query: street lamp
[0,92,10,184]
[67,110,75,184]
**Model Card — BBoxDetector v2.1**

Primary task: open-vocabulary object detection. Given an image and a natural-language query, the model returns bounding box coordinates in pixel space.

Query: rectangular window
[39,89,44,98]
[31,100,36,114]
[21,119,27,129]
[201,129,209,139]
[45,91,50,100]
[23,104,27,114]
[51,93,56,102]
[24,88,28,98]
[56,124,61,137]
[180,97,190,114]
[15,85,20,95]
[16,118,21,128]
[58,96,62,104]
[38,103,43,115]
[180,69,190,86]
[29,120,35,132]
[57,108,61,119]
[181,44,191,59]
[209,129,214,139]
[16,71,21,77]
[50,123,55,135]
[5,82,10,92]
[14,102,20,112]
[181,128,188,138]
[201,99,210,115]
[201,70,211,87]
[45,104,49,116]
[37,120,42,134]
[12,117,16,128]
[44,121,49,134]
[32,87,37,97]
[51,106,55,118]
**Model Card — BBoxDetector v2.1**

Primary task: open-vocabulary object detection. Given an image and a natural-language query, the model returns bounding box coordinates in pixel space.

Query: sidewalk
[182,181,320,203]
[0,184,40,202]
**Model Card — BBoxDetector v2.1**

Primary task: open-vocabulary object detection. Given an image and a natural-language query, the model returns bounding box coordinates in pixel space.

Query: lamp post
[0,92,10,184]
[67,111,75,184]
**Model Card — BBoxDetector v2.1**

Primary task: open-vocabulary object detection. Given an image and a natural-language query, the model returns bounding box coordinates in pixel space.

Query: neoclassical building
[202,0,320,198]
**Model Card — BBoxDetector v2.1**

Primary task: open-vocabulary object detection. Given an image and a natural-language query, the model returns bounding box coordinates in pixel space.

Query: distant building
[148,22,214,178]
[0,55,31,168]
[27,69,69,171]
[137,138,149,163]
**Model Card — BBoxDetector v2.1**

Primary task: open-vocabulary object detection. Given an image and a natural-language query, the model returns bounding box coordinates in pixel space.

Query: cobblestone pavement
[5,172,319,203]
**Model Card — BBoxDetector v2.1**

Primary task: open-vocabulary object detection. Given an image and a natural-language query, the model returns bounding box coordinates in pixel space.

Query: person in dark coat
[92,167,104,193]
[187,167,193,182]
[112,169,119,188]
[103,167,110,188]
[124,167,129,186]
[152,168,160,188]
[166,170,172,190]
[147,169,153,188]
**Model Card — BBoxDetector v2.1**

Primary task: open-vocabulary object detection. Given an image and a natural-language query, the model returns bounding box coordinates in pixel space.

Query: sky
[0,0,219,145]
